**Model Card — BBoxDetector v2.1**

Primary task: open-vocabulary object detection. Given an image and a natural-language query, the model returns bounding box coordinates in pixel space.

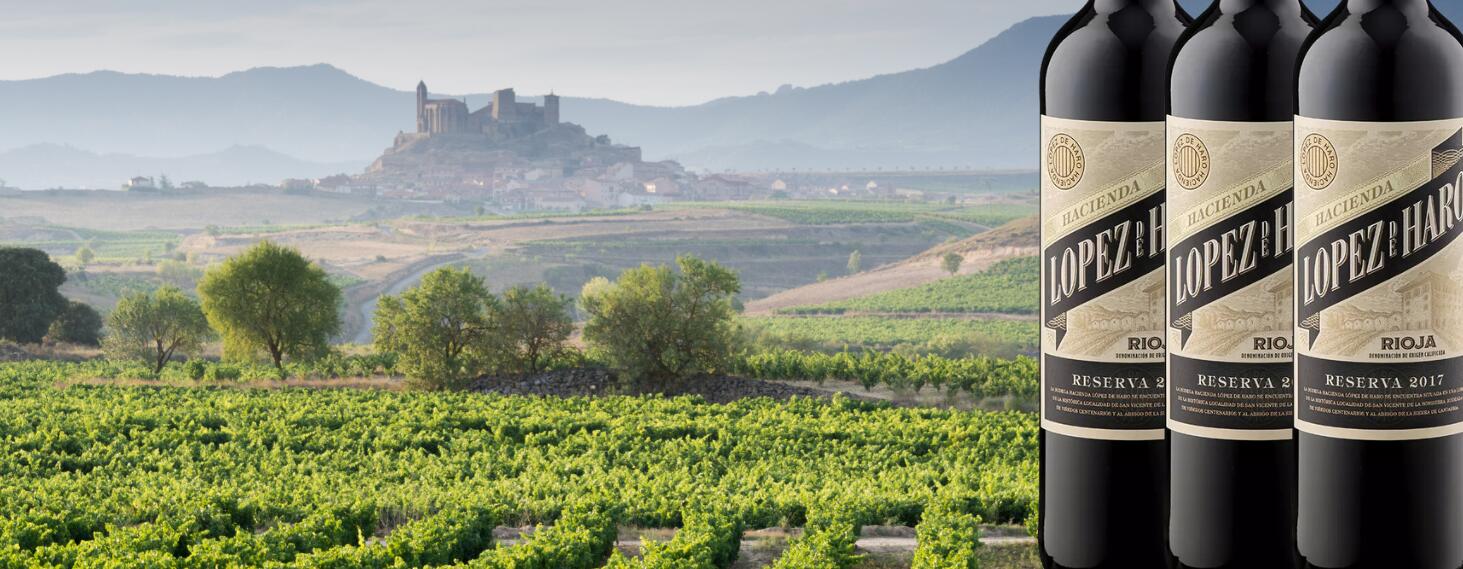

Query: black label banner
[1169,189,1294,348]
[1297,130,1463,348]
[1043,190,1167,348]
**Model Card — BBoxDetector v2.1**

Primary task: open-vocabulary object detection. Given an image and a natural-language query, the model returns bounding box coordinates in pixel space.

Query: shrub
[47,301,103,346]
[580,256,741,385]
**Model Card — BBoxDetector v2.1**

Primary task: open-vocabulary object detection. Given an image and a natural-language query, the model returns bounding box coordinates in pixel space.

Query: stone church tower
[412,79,558,136]
[416,81,428,133]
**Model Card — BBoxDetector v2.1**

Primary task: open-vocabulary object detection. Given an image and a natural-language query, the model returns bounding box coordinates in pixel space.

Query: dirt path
[343,252,476,344]
[493,525,1035,567]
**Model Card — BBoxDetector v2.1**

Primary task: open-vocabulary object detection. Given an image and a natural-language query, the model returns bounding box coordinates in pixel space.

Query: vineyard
[0,361,1039,568]
[778,257,1038,316]
[732,350,1036,398]
[32,349,1039,403]
[677,201,1034,228]
[0,226,181,263]
[743,316,1037,355]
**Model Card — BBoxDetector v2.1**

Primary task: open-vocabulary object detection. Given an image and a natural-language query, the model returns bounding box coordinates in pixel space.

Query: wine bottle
[1164,1,1315,568]
[1039,1,1190,567]
[1294,1,1463,567]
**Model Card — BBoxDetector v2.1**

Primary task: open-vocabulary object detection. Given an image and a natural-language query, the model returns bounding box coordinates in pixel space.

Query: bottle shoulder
[1042,6,1189,121]
[1169,10,1313,121]
[1298,11,1463,120]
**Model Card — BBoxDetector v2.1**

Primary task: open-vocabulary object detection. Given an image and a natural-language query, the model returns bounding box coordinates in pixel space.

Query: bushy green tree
[75,246,95,267]
[847,250,862,274]
[496,284,574,374]
[197,241,340,369]
[373,267,497,390]
[942,252,964,275]
[104,287,214,373]
[580,256,741,385]
[48,301,103,346]
[0,248,69,344]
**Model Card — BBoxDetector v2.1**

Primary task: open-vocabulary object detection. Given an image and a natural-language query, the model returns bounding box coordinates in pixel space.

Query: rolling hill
[744,216,1038,315]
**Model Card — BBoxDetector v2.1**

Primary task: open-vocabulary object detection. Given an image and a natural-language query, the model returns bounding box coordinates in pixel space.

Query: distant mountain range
[3,2,1463,188]
[0,15,1061,186]
[0,145,361,190]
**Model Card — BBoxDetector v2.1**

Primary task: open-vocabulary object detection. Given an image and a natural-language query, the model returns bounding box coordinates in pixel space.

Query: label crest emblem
[1172,133,1211,190]
[1047,133,1085,190]
[1301,134,1338,190]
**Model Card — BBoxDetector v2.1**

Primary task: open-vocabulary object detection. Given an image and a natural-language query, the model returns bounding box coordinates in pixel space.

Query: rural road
[347,250,487,345]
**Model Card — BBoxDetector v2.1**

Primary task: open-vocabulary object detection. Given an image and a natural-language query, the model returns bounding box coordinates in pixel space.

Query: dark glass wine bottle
[1294,1,1463,567]
[1038,2,1190,568]
[1165,2,1315,568]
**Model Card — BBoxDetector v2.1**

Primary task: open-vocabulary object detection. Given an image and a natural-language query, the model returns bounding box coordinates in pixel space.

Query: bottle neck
[1345,0,1432,13]
[1093,0,1182,15]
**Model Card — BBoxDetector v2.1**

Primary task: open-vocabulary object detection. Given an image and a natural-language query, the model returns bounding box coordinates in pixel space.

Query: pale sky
[0,0,1088,106]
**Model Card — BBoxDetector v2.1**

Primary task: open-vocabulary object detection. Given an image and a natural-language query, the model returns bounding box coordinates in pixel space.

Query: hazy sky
[0,0,1091,106]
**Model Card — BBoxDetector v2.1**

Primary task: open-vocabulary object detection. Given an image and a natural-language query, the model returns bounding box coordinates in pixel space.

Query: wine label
[1165,117,1295,441]
[1295,116,1463,441]
[1040,116,1167,441]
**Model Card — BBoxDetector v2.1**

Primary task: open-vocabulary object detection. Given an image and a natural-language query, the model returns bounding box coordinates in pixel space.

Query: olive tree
[580,256,741,385]
[495,284,574,374]
[197,241,340,369]
[942,252,964,275]
[373,267,497,390]
[104,287,213,373]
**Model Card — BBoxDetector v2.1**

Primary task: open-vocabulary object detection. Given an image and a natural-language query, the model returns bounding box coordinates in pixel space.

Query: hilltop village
[247,82,997,212]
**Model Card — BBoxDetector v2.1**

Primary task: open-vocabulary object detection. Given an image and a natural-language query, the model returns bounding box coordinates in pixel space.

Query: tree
[156,259,200,286]
[847,250,862,274]
[942,252,964,275]
[0,248,69,344]
[495,284,574,374]
[580,256,741,385]
[75,246,96,267]
[373,267,497,390]
[48,301,104,346]
[104,287,213,373]
[198,241,341,369]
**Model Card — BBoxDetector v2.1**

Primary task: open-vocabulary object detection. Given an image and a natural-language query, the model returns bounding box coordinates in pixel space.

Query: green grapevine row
[462,507,618,569]
[742,316,1038,353]
[732,349,1037,397]
[768,511,862,569]
[780,257,1038,316]
[911,505,983,569]
[605,509,742,569]
[44,348,1036,400]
